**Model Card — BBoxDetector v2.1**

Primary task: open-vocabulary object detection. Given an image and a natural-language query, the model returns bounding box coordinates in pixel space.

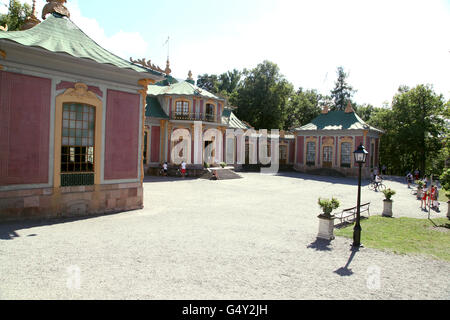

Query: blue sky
[3,0,450,107]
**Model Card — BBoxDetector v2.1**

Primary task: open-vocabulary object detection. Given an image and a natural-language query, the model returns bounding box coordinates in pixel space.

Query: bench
[334,202,371,224]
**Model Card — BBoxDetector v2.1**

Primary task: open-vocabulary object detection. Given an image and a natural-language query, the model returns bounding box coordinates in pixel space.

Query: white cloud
[8,0,450,107]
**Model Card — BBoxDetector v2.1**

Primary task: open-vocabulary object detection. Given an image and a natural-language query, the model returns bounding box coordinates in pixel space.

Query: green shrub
[318,197,340,217]
[204,162,210,169]
[382,188,396,201]
[416,180,425,188]
[440,168,450,191]
[220,162,227,168]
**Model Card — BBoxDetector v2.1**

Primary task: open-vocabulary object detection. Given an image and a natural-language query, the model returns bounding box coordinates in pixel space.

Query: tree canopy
[233,61,294,130]
[330,66,356,111]
[0,0,32,31]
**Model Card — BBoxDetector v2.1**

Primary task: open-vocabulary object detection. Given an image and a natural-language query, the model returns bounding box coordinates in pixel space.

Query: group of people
[406,170,441,212]
[160,161,187,178]
[420,184,440,212]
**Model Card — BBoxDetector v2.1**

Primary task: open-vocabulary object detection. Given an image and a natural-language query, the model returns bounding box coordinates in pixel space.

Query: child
[163,162,168,176]
[421,187,429,211]
[181,161,187,178]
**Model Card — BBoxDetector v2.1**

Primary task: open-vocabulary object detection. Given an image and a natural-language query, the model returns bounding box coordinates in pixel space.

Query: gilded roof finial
[187,70,193,81]
[345,101,355,113]
[42,0,70,20]
[21,0,41,30]
[165,58,172,75]
[321,105,329,114]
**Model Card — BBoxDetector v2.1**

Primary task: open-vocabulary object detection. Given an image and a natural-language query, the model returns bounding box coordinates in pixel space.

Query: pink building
[293,105,384,178]
[0,2,164,221]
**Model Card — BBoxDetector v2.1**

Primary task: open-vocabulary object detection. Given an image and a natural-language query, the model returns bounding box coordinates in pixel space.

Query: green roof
[296,111,383,133]
[146,97,168,119]
[147,81,223,100]
[0,14,162,76]
[222,109,251,129]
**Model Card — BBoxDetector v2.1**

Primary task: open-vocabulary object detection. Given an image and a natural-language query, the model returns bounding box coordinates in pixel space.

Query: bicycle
[368,180,386,192]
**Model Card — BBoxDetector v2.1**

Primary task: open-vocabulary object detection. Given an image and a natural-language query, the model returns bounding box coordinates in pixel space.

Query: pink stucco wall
[296,136,304,164]
[289,141,295,164]
[104,90,141,180]
[0,71,51,186]
[150,126,160,163]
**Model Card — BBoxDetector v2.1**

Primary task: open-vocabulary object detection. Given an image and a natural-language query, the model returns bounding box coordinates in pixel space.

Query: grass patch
[335,216,450,262]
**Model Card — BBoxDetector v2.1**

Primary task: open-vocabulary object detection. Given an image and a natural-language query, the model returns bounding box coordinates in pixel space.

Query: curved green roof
[296,111,383,134]
[147,80,223,100]
[146,97,168,119]
[0,14,163,76]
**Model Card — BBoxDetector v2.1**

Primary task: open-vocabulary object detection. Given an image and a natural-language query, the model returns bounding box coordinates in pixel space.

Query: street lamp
[353,143,368,248]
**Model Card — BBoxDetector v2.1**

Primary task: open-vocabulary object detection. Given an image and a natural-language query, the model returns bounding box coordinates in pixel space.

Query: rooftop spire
[42,0,71,20]
[345,101,355,114]
[21,0,41,30]
[165,58,172,75]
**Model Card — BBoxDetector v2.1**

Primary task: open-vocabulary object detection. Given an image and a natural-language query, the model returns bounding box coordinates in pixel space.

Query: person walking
[181,161,187,179]
[162,162,168,177]
[414,169,420,181]
[406,172,414,188]
[421,186,429,211]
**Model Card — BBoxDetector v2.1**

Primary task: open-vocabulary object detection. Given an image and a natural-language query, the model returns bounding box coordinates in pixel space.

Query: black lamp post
[353,143,368,248]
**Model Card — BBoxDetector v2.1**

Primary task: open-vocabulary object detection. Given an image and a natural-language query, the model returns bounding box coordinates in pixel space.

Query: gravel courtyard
[0,172,449,300]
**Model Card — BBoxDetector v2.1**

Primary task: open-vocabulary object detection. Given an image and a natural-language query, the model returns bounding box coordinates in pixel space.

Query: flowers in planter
[318,197,340,218]
[382,188,396,201]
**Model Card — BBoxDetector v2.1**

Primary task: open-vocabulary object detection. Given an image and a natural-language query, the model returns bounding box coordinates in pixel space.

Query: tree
[285,88,322,130]
[233,61,294,130]
[354,104,376,122]
[369,85,447,175]
[330,66,356,111]
[0,0,32,31]
[218,69,242,97]
[196,74,219,93]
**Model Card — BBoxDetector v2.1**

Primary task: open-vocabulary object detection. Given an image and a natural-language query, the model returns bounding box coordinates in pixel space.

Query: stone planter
[382,200,393,217]
[317,214,335,240]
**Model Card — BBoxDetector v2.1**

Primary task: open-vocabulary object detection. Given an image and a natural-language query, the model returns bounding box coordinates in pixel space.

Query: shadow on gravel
[0,213,121,241]
[143,176,199,184]
[307,238,334,251]
[274,172,371,187]
[334,247,359,277]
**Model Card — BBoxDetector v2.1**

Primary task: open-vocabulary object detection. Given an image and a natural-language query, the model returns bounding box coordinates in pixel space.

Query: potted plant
[415,180,425,200]
[220,162,227,169]
[317,197,340,240]
[382,188,396,217]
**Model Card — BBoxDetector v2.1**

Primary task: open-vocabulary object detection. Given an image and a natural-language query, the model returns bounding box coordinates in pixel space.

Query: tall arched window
[341,142,352,168]
[205,103,215,122]
[61,103,95,186]
[306,142,316,165]
[175,101,189,118]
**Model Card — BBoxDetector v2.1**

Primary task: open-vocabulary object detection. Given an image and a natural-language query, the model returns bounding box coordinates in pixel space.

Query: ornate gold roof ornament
[321,105,329,114]
[21,0,41,30]
[42,0,71,20]
[345,101,355,113]
[130,57,169,75]
[0,24,8,32]
[165,59,172,75]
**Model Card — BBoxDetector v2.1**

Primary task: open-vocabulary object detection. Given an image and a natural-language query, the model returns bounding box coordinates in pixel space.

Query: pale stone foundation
[0,182,143,222]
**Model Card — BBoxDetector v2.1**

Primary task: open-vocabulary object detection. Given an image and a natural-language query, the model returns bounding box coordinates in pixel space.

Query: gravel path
[0,172,449,300]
